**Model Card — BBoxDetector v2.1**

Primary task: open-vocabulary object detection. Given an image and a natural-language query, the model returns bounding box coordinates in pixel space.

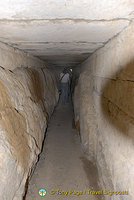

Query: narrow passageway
[25,102,102,200]
[0,1,133,199]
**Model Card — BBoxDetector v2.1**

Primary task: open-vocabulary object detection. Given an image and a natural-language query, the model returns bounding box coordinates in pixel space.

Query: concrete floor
[25,102,103,200]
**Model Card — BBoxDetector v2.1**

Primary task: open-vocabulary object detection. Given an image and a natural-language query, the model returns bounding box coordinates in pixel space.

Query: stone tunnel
[0,1,134,200]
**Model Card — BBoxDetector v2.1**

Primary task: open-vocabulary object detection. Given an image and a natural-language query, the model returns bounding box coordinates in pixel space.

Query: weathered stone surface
[0,0,133,20]
[74,22,134,199]
[0,41,46,70]
[0,0,133,68]
[0,66,58,200]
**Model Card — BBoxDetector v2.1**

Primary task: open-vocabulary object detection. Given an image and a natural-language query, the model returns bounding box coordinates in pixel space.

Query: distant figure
[59,68,70,104]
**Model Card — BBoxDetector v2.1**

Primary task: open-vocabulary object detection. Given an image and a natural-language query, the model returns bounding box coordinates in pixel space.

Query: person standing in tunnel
[59,68,70,104]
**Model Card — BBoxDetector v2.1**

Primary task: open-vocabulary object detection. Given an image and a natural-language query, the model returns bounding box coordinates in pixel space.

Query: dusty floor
[25,102,103,200]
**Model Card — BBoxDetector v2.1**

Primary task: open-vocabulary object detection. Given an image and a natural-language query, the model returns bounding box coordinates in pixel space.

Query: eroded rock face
[73,22,134,199]
[0,66,58,200]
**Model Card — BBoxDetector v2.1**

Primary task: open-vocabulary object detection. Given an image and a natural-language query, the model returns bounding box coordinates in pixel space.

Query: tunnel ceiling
[0,0,133,68]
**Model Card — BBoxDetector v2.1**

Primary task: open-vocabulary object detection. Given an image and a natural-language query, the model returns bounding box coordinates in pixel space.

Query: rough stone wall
[0,41,45,70]
[0,65,58,199]
[73,22,134,200]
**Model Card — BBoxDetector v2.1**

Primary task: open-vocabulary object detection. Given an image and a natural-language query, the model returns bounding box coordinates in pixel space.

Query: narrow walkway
[25,103,102,200]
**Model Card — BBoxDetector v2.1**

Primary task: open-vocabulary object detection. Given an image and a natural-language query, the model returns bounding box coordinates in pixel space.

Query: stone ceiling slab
[39,54,90,68]
[0,0,133,20]
[0,0,133,67]
[0,19,130,67]
[0,20,129,43]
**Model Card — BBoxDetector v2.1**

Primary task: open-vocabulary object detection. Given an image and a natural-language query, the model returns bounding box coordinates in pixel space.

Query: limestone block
[73,22,134,199]
[0,66,58,200]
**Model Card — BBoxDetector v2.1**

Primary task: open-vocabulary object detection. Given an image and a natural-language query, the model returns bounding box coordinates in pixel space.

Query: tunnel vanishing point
[0,1,134,200]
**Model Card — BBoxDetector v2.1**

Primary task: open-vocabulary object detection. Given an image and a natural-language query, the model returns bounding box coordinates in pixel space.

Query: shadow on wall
[99,60,134,195]
[101,59,134,139]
